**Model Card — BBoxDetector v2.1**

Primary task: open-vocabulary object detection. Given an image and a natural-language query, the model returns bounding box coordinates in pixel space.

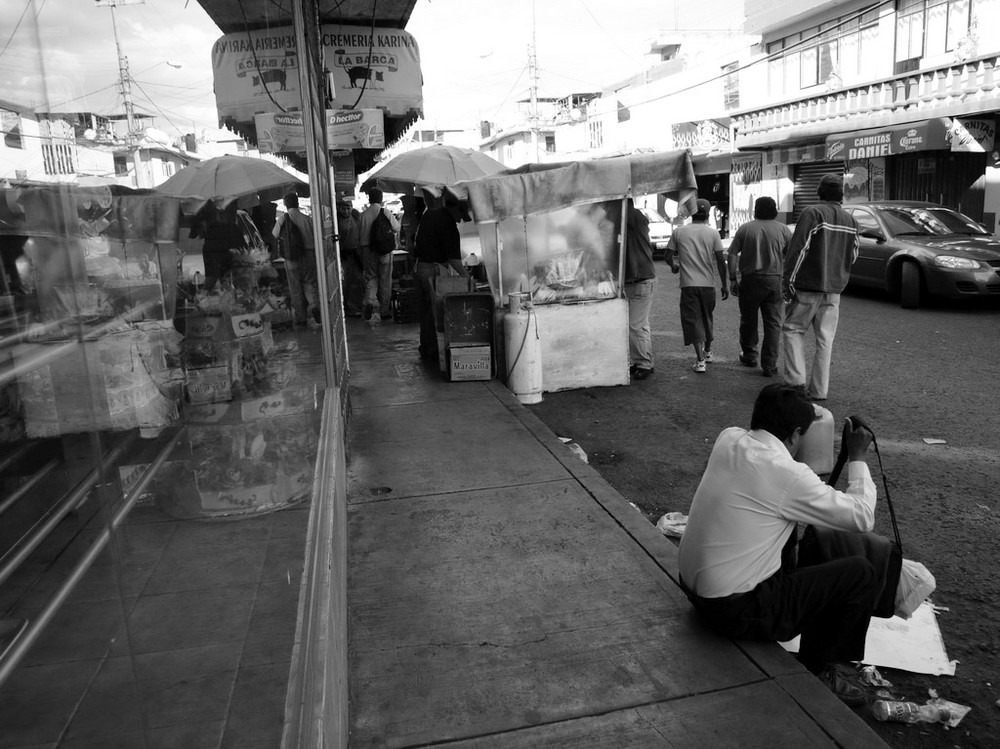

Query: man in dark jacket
[728,196,791,377]
[624,200,657,380]
[412,197,470,360]
[780,174,859,400]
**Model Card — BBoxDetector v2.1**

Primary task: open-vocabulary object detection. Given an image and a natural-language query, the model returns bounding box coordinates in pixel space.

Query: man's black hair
[367,187,383,204]
[283,192,299,209]
[754,196,778,220]
[750,383,818,442]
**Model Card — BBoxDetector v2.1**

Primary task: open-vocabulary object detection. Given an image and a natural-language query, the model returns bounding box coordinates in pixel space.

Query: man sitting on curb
[677,383,880,705]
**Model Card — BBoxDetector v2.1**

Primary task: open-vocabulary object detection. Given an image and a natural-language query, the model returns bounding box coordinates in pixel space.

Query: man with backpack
[272,192,319,329]
[359,187,400,323]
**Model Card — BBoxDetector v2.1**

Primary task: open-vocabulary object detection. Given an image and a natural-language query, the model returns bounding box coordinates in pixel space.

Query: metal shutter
[793,163,842,223]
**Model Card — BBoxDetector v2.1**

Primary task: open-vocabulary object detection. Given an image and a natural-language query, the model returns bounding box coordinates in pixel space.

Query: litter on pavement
[655,512,688,538]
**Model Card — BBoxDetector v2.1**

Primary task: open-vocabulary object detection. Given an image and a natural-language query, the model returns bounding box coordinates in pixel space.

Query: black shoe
[818,664,869,707]
[363,303,374,321]
[762,367,777,377]
[633,367,654,380]
[739,352,758,368]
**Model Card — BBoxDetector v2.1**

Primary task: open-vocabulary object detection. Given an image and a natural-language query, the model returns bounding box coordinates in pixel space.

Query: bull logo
[252,68,287,91]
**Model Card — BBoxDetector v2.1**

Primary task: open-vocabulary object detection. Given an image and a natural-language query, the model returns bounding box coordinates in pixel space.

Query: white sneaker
[692,360,707,373]
[703,351,713,362]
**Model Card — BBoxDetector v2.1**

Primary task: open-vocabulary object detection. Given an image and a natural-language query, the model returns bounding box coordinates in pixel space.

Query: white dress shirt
[678,427,876,598]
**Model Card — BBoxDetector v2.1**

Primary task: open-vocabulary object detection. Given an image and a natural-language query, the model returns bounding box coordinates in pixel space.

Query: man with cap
[412,197,470,361]
[727,196,791,377]
[668,198,729,373]
[780,174,859,400]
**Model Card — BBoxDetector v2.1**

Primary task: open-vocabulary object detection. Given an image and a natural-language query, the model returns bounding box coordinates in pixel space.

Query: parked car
[638,206,672,259]
[841,201,1000,308]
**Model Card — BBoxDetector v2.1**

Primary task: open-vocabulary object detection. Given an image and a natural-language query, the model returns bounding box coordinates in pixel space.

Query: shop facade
[0,2,420,747]
[731,0,1000,233]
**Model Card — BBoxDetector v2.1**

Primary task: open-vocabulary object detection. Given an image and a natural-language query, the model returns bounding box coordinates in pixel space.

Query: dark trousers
[683,548,879,674]
[414,261,440,356]
[738,274,783,370]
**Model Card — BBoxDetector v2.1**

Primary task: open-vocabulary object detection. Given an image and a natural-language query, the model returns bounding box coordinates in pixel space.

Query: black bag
[797,416,903,619]
[369,209,396,256]
[279,216,306,261]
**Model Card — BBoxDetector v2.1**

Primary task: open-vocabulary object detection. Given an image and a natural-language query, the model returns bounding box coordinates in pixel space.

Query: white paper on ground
[779,600,957,676]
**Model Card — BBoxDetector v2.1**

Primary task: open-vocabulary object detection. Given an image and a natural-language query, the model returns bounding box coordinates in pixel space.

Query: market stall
[441,151,698,392]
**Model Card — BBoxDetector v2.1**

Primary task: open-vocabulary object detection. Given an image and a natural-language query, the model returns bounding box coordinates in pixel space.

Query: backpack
[369,208,396,256]
[279,215,306,261]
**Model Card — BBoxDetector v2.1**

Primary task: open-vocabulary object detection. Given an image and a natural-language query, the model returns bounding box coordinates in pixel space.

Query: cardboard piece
[780,601,957,676]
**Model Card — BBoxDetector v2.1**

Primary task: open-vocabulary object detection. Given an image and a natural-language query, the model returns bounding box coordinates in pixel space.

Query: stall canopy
[440,150,698,223]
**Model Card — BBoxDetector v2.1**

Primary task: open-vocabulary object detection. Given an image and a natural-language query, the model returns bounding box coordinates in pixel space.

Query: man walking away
[337,198,364,317]
[728,196,791,377]
[780,174,859,401]
[359,187,401,324]
[668,198,728,373]
[678,383,879,705]
[272,192,319,329]
[624,199,657,380]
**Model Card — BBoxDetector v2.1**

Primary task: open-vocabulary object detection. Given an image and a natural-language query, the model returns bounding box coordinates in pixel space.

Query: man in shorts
[668,198,729,372]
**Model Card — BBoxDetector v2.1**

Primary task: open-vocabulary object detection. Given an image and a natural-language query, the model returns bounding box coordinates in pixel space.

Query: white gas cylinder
[797,404,835,475]
[504,300,542,405]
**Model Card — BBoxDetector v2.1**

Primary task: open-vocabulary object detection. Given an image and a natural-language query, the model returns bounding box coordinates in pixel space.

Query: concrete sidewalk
[344,319,886,748]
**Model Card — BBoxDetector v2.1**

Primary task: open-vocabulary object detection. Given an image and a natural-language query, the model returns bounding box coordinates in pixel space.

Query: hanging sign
[212,24,422,125]
[255,109,385,153]
[949,117,996,152]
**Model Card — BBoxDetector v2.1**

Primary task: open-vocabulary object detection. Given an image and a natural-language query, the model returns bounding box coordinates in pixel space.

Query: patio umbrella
[155,155,307,201]
[361,145,504,193]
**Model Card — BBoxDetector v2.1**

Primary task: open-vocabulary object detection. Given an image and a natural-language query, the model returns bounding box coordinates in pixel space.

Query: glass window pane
[785,51,801,91]
[801,46,818,87]
[841,31,860,81]
[926,1,948,54]
[947,0,970,49]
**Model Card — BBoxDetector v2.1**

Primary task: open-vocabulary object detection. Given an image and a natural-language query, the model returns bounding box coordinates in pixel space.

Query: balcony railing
[734,54,1000,149]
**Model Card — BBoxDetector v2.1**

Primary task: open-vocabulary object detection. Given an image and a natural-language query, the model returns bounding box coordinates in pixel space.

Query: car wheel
[900,261,922,309]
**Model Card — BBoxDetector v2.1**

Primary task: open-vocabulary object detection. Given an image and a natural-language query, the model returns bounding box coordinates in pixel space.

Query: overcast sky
[1,0,744,136]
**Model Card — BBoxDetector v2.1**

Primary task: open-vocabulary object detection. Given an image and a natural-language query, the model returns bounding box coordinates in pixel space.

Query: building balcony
[734,54,1000,150]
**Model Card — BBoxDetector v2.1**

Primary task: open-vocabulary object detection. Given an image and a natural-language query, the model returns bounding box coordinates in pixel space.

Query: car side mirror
[859,228,885,242]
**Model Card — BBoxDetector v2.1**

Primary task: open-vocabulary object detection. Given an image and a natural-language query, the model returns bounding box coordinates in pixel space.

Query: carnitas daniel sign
[212,25,422,126]
[825,118,950,161]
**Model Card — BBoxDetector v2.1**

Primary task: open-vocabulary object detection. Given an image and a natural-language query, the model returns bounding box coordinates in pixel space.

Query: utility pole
[528,0,539,162]
[96,0,144,142]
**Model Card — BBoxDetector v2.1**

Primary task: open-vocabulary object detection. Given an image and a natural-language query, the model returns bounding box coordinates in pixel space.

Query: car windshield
[640,207,667,224]
[879,206,989,237]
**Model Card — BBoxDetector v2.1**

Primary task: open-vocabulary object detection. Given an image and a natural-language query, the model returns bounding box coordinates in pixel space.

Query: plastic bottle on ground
[872,700,950,724]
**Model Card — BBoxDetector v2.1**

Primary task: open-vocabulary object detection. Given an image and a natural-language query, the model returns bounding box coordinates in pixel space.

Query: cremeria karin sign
[212,24,422,126]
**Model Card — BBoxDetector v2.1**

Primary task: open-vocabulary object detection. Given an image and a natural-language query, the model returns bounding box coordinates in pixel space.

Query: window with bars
[722,62,740,110]
[588,120,603,149]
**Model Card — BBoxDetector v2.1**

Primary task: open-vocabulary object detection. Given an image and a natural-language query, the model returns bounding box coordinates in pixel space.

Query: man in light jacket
[780,174,859,400]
